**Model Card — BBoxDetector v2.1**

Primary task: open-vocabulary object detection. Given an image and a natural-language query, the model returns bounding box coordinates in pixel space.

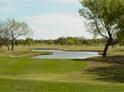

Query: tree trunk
[0,44,2,48]
[5,44,10,51]
[11,40,14,51]
[102,41,110,58]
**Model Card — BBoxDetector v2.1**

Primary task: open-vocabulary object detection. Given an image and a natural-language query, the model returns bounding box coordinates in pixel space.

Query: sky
[0,0,91,39]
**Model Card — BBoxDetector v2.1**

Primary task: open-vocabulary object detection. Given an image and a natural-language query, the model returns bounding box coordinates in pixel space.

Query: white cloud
[24,13,91,39]
[0,0,91,39]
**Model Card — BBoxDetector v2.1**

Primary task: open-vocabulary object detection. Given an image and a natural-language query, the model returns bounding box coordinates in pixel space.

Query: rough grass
[0,48,52,58]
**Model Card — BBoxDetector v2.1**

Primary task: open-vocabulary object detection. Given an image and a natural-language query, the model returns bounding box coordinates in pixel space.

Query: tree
[54,37,66,45]
[0,20,10,50]
[80,0,124,57]
[25,38,34,45]
[6,19,31,51]
[117,15,124,45]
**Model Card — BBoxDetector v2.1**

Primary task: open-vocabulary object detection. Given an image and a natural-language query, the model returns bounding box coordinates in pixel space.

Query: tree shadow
[85,56,124,83]
[86,56,124,64]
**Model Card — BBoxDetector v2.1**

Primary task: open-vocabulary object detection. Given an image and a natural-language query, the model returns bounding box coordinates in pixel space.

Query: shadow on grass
[85,56,124,83]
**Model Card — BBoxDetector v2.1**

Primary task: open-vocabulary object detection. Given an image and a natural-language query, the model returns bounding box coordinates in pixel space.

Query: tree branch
[94,19,109,40]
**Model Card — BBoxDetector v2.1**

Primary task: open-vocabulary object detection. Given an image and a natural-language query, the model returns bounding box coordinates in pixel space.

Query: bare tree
[6,19,31,51]
[0,21,10,50]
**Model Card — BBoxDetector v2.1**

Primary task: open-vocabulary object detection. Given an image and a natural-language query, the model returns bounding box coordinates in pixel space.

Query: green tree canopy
[80,0,124,57]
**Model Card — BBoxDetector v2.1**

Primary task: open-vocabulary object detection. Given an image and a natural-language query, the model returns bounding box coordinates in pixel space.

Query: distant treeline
[14,37,124,46]
[14,37,107,46]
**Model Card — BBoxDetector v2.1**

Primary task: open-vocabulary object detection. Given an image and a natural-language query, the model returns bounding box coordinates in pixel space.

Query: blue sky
[0,0,91,39]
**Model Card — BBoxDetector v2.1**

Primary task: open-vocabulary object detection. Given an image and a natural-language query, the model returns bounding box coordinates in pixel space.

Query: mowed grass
[0,78,124,92]
[0,57,124,92]
[0,45,124,92]
[0,58,86,75]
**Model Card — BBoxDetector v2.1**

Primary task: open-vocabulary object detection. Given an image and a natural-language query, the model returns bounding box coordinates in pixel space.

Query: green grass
[0,58,86,75]
[0,45,124,92]
[0,49,52,58]
[0,78,124,92]
[0,57,124,92]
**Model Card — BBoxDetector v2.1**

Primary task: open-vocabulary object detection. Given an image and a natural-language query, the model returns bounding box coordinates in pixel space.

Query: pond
[32,49,100,59]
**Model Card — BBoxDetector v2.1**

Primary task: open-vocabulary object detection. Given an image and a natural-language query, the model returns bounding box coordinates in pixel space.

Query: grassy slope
[0,45,124,92]
[0,58,124,92]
